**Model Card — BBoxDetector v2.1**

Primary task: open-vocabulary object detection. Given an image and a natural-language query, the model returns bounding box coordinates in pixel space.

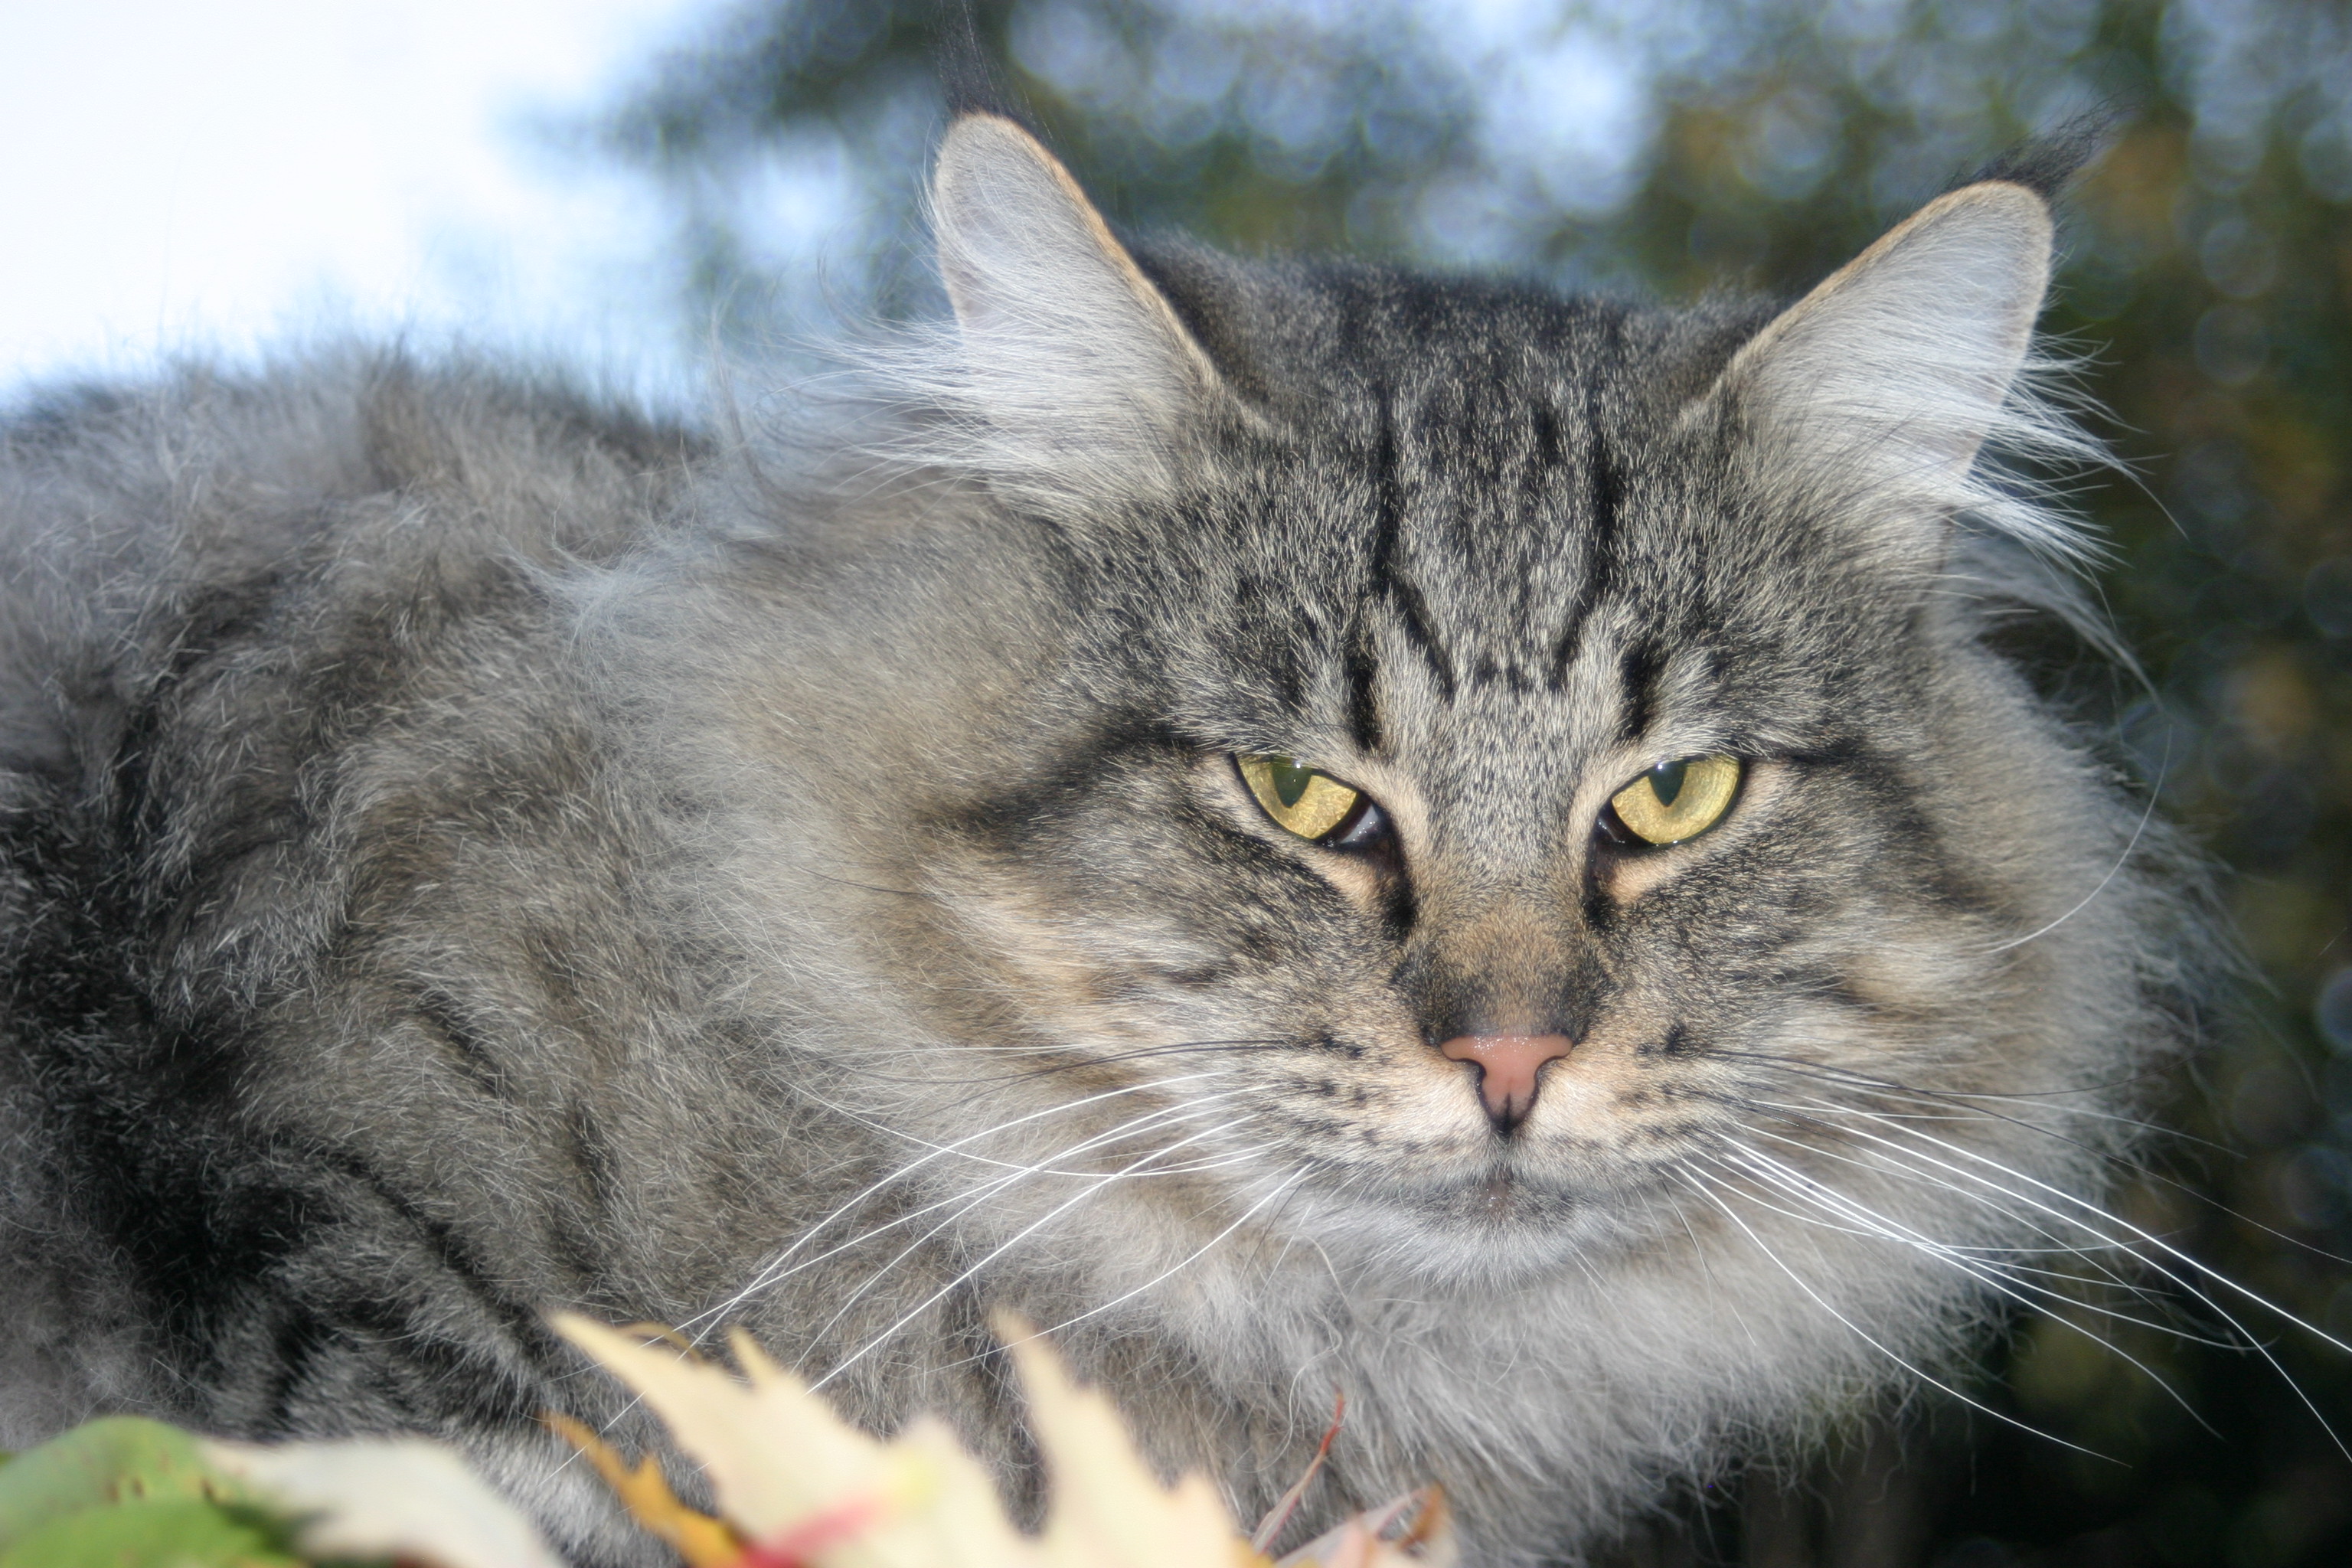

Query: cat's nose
[1439,1034,1573,1129]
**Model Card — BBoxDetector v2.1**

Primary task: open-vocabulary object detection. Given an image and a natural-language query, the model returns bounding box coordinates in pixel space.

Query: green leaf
[0,1419,235,1545]
[0,1499,303,1568]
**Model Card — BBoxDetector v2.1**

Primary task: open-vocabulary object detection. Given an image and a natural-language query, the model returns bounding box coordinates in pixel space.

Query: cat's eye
[1606,756,1743,846]
[1237,755,1365,841]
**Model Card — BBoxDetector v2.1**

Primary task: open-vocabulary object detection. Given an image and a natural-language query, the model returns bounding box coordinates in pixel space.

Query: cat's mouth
[1477,1171,1517,1217]
[1398,1162,1599,1230]
[1295,1158,1672,1282]
[1352,1144,1679,1238]
[1462,1170,1602,1229]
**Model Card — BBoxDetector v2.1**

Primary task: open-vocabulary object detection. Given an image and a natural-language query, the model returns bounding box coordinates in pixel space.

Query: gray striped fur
[0,117,2207,1564]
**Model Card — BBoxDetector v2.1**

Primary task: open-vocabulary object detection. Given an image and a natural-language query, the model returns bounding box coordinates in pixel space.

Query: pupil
[1648,760,1687,806]
[1269,756,1315,808]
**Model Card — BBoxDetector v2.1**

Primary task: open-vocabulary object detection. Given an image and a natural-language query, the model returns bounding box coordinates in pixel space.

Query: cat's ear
[932,114,1221,464]
[1704,180,2060,559]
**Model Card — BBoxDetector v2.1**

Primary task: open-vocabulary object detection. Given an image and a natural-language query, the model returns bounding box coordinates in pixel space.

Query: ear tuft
[1968,111,2117,202]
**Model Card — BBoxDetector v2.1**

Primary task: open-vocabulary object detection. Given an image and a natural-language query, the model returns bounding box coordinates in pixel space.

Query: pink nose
[1439,1034,1574,1127]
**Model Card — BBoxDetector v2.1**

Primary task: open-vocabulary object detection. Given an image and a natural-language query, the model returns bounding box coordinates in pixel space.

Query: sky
[0,0,1668,415]
[0,0,709,406]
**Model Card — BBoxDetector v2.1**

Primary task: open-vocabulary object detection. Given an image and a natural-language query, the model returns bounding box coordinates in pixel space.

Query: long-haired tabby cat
[0,113,2207,1563]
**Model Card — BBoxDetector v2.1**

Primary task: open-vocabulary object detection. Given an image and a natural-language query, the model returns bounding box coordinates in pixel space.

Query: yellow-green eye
[1237,754,1364,841]
[1608,755,1743,846]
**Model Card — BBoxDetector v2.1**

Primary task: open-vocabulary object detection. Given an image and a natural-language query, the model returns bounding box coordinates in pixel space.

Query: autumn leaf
[992,1320,1240,1568]
[554,1314,1024,1568]
[550,1313,1455,1568]
[204,1437,565,1568]
[544,1412,746,1568]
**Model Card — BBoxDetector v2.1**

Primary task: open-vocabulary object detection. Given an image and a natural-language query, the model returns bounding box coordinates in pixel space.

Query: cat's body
[0,119,2201,1564]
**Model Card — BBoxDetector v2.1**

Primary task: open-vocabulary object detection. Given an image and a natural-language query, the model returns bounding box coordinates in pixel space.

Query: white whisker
[763,1093,1258,1353]
[1978,744,2164,956]
[1770,1097,2352,1458]
[808,1112,1266,1392]
[958,1168,1312,1369]
[1703,1145,2227,1418]
[686,1071,1236,1334]
[1677,1163,2114,1460]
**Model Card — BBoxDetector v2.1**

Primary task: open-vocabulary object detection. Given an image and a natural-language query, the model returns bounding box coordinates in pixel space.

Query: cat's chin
[1294,1166,1675,1287]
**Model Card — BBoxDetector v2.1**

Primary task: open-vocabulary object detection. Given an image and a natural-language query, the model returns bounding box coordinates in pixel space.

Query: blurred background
[8,1,2352,1563]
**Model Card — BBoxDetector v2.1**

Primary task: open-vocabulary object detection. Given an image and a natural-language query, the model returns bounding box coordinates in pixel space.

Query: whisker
[1717,1057,2352,1289]
[951,1169,1312,1371]
[1762,1078,2352,1270]
[1669,1184,1766,1354]
[1709,1047,2195,1147]
[1773,1099,2352,1459]
[844,1037,1298,1086]
[1723,1090,2248,1336]
[684,1072,1236,1335]
[1730,1119,2177,1305]
[797,1076,1249,1178]
[1675,1162,2115,1460]
[792,1112,1240,1361]
[567,1095,1266,1452]
[733,1089,1253,1336]
[808,1112,1263,1392]
[1702,1144,2233,1419]
[1977,744,2164,956]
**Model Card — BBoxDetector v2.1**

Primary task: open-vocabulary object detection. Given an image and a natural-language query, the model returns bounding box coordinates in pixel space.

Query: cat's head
[802,116,2178,1286]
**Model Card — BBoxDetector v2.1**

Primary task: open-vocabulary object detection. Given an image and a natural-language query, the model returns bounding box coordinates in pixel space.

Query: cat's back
[0,356,704,1459]
[0,356,698,785]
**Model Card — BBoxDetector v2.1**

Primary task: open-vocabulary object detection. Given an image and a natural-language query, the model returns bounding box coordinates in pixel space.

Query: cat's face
[878,116,2133,1284]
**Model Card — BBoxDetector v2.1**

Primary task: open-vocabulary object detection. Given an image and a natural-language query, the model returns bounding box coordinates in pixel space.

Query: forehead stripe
[1547,378,1626,688]
[1367,389,1458,704]
[1617,639,1663,743]
[1344,622,1383,753]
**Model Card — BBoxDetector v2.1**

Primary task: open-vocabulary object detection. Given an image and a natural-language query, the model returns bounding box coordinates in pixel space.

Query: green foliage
[0,1501,302,1568]
[0,1420,314,1568]
[0,1419,228,1539]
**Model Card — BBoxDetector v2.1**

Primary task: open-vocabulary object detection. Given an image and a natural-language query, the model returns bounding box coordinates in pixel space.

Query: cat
[0,111,2209,1566]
